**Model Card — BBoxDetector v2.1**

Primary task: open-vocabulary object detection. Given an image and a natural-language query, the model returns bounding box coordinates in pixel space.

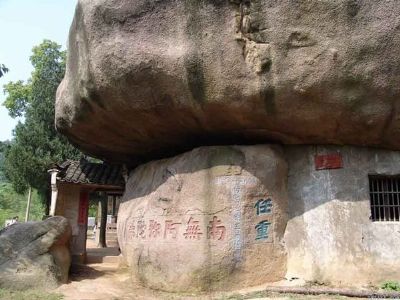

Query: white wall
[284,145,400,286]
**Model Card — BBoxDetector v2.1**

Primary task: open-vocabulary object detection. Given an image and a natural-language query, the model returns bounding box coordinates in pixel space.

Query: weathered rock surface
[57,0,400,164]
[117,145,288,292]
[0,216,71,290]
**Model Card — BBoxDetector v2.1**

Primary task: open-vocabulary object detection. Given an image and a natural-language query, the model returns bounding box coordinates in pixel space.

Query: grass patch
[381,280,400,291]
[216,291,294,299]
[216,290,361,300]
[0,288,63,300]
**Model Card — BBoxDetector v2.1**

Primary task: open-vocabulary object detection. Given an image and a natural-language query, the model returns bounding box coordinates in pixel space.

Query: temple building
[48,159,124,263]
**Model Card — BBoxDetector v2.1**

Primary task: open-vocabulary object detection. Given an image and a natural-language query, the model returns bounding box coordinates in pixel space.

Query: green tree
[2,40,81,208]
[0,141,10,182]
[0,183,44,228]
[0,64,8,78]
[0,143,44,227]
[3,81,31,118]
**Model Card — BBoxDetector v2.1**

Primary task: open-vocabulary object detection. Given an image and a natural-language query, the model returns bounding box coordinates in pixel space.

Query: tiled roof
[54,159,124,188]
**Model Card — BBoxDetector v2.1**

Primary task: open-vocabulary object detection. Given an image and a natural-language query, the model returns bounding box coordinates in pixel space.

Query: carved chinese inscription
[127,220,136,239]
[253,196,273,242]
[126,215,226,242]
[148,220,162,238]
[183,217,203,240]
[254,198,272,215]
[164,220,181,239]
[255,220,271,240]
[207,216,226,240]
[137,218,146,239]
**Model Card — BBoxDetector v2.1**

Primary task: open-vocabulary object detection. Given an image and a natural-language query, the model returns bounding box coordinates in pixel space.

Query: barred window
[369,176,400,222]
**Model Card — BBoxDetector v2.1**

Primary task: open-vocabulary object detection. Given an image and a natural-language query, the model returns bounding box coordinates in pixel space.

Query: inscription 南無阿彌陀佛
[125,215,227,242]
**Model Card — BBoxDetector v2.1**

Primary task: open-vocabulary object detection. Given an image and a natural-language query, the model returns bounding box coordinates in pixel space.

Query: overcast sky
[0,0,77,141]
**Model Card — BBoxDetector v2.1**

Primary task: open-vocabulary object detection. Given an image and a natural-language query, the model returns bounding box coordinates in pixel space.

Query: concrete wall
[284,145,400,286]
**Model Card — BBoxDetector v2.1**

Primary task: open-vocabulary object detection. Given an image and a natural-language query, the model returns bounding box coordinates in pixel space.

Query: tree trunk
[98,196,107,248]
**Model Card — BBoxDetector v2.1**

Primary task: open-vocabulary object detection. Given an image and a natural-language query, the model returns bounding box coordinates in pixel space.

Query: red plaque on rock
[314,153,343,170]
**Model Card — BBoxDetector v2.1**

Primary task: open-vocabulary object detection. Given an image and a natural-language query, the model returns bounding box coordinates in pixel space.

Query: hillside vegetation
[0,141,44,228]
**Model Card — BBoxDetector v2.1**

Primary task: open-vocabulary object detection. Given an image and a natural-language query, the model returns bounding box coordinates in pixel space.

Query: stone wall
[117,145,288,292]
[284,145,400,286]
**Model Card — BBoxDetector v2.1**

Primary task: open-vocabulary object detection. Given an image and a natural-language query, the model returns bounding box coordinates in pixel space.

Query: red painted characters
[183,217,203,240]
[126,215,226,241]
[207,216,226,240]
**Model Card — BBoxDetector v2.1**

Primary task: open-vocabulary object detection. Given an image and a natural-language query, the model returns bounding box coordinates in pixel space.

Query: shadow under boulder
[0,216,71,290]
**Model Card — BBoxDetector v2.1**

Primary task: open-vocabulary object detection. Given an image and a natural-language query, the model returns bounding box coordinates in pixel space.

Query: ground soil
[55,238,368,300]
[56,261,368,300]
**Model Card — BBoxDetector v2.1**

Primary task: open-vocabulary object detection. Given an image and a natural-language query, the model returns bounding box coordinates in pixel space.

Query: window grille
[369,176,400,222]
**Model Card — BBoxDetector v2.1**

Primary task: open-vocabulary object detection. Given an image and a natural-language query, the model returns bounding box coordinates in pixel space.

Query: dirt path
[56,261,369,300]
[56,262,170,300]
[56,240,367,300]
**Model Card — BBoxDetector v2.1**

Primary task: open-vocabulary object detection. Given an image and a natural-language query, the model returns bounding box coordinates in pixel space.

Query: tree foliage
[2,40,81,201]
[0,64,8,78]
[0,141,10,182]
[0,144,44,227]
[0,183,44,228]
[3,81,32,118]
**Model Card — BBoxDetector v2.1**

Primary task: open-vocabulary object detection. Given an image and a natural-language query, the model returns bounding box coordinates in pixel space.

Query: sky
[0,0,77,141]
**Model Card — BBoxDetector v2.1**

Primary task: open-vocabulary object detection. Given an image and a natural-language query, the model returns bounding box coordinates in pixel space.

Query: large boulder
[56,0,400,164]
[117,145,288,292]
[0,216,71,290]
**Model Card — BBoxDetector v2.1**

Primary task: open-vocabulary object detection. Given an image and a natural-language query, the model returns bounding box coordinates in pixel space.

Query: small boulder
[0,216,71,290]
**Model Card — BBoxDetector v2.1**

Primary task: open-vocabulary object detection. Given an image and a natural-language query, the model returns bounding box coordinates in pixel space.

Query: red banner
[78,191,89,225]
[314,153,343,170]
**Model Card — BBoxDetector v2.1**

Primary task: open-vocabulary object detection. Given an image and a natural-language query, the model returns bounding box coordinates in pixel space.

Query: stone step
[106,239,118,243]
[86,255,120,264]
[106,234,118,240]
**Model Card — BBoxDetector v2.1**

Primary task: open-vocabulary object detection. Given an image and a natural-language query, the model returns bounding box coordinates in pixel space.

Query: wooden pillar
[112,195,116,216]
[98,195,107,248]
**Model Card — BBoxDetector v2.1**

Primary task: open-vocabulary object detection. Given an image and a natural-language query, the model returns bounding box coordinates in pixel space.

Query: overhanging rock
[56,0,400,165]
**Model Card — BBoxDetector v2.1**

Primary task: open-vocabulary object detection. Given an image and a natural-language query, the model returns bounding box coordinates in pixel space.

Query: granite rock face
[117,145,288,292]
[0,216,71,290]
[56,0,400,164]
